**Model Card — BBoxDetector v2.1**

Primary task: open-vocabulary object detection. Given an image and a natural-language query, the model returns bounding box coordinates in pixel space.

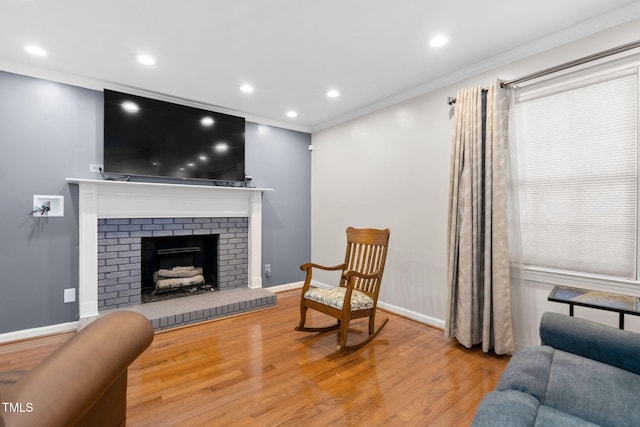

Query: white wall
[311,18,640,347]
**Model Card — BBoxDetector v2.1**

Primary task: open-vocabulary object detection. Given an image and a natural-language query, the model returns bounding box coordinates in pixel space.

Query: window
[514,65,638,280]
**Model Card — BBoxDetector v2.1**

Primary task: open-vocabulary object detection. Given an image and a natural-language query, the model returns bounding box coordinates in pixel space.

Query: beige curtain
[444,79,515,355]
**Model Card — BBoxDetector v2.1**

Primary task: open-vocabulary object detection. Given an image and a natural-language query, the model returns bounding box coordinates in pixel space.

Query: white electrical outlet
[265,264,271,277]
[64,288,76,303]
[89,163,103,173]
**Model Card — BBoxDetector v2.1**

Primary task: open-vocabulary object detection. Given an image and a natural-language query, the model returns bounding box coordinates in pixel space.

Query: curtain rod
[447,39,640,105]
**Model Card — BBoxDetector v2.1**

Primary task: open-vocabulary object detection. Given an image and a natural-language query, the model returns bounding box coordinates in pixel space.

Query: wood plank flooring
[0,290,510,426]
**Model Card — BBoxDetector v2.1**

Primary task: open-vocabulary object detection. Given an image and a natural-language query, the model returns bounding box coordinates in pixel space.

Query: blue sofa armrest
[540,312,640,375]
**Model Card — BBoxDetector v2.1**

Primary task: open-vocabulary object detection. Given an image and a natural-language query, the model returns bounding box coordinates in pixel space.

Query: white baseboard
[267,281,304,293]
[0,321,79,344]
[310,280,332,289]
[267,280,335,293]
[377,301,445,330]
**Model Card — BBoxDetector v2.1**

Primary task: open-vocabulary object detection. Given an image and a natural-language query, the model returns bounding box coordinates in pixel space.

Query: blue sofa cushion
[541,312,640,375]
[472,390,540,426]
[473,390,600,427]
[495,345,553,402]
[493,345,640,427]
[544,349,640,426]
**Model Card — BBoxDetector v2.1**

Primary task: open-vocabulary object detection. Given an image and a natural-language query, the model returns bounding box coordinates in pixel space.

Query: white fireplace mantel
[67,178,272,320]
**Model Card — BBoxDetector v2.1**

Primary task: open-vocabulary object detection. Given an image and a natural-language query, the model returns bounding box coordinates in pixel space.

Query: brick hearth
[103,287,276,331]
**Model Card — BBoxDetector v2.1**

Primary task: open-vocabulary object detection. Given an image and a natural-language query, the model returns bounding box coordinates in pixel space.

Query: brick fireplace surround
[98,216,248,310]
[68,178,275,330]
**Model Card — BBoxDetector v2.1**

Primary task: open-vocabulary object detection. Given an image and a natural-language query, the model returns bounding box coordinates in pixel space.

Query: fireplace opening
[141,235,218,303]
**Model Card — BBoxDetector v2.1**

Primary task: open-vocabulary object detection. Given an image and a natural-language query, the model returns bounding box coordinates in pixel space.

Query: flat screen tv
[103,89,245,182]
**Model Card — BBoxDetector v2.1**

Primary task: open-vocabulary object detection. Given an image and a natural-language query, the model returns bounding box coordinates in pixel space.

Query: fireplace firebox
[141,235,218,301]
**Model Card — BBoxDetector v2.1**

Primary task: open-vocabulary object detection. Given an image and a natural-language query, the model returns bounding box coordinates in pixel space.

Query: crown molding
[311,3,640,133]
[0,60,311,134]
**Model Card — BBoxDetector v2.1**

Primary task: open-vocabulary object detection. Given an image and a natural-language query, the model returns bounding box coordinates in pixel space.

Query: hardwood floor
[0,290,509,426]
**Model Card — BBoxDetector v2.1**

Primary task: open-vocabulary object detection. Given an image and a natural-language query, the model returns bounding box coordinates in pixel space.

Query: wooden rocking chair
[295,227,390,352]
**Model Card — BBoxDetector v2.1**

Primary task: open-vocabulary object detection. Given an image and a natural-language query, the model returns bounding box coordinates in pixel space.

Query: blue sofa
[473,312,640,426]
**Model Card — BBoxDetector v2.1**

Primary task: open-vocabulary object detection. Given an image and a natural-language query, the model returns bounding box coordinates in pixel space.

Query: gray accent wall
[245,122,311,287]
[0,71,101,334]
[0,70,311,335]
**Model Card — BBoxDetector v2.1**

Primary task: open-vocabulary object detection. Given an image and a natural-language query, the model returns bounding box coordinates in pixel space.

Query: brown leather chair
[0,311,154,427]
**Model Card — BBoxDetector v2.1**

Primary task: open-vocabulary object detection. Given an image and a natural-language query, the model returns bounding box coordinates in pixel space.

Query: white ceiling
[2,0,640,132]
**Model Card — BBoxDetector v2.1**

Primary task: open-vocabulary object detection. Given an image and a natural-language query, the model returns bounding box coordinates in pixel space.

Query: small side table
[548,285,640,330]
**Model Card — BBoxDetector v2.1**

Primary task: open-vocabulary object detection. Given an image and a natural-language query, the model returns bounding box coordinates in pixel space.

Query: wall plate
[33,195,64,217]
[64,288,76,303]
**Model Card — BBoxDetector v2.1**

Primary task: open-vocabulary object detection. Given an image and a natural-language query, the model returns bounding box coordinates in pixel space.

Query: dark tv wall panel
[0,70,312,335]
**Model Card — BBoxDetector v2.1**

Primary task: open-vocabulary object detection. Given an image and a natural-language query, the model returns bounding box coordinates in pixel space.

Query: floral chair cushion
[304,287,374,311]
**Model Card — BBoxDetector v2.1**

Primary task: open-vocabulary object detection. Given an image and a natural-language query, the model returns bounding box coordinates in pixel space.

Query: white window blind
[514,69,638,279]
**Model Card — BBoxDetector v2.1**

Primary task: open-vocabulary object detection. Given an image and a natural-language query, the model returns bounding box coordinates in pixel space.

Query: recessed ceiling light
[327,89,340,98]
[24,45,46,56]
[286,111,298,118]
[137,54,156,65]
[429,35,448,48]
[239,84,254,93]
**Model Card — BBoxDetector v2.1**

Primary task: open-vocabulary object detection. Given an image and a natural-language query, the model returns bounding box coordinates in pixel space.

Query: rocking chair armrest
[300,262,346,272]
[299,262,347,293]
[341,269,382,311]
[343,269,380,281]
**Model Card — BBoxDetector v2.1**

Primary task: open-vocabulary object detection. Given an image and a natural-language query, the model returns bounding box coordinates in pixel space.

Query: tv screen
[103,90,245,182]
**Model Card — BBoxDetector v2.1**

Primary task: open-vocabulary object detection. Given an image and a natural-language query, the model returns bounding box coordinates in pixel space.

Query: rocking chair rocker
[295,227,390,352]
